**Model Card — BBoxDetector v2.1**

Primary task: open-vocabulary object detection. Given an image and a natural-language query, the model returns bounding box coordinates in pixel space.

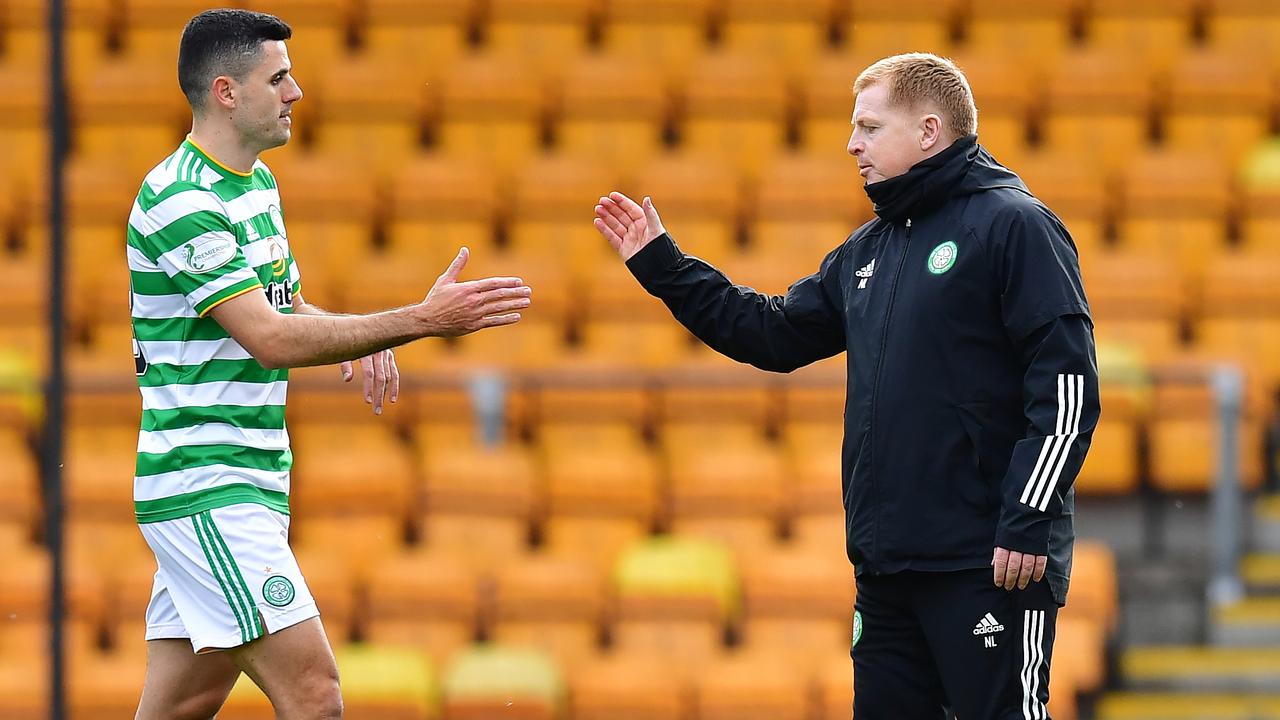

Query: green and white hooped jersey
[128,137,300,525]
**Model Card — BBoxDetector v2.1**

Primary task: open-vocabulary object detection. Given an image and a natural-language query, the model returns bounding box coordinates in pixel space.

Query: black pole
[44,0,68,717]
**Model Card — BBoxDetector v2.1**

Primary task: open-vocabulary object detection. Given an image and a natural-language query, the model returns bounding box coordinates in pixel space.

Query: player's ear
[210,75,236,111]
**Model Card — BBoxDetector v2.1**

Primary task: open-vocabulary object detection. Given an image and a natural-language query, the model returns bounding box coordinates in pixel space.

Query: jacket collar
[863,135,980,225]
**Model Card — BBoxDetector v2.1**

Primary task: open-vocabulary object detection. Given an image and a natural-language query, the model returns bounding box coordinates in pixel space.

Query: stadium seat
[446,319,569,372]
[1076,417,1140,495]
[539,422,660,572]
[67,647,153,719]
[267,151,380,279]
[1238,138,1280,252]
[719,0,832,75]
[64,422,139,522]
[1066,539,1120,635]
[691,649,810,720]
[1083,250,1184,365]
[1082,0,1197,74]
[1204,0,1280,72]
[415,426,538,573]
[1117,150,1232,292]
[633,151,742,262]
[240,0,349,78]
[0,654,49,720]
[782,384,847,549]
[363,550,479,669]
[611,535,738,679]
[1041,49,1154,174]
[813,652,855,720]
[119,0,220,64]
[739,546,854,674]
[1015,150,1110,257]
[0,427,39,543]
[945,51,1034,164]
[484,0,594,80]
[1163,49,1272,168]
[448,247,574,327]
[434,52,544,179]
[508,153,624,273]
[441,644,565,720]
[571,319,693,368]
[359,0,472,85]
[4,0,113,86]
[383,153,499,259]
[569,651,686,719]
[489,554,605,673]
[0,63,48,186]
[290,546,359,643]
[961,0,1074,76]
[837,0,959,58]
[678,51,789,183]
[750,151,869,259]
[335,643,439,719]
[1149,415,1263,492]
[599,0,716,79]
[796,48,878,156]
[310,55,429,173]
[553,52,667,180]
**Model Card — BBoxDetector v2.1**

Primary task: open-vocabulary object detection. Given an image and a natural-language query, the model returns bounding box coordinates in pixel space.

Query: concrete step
[1211,597,1280,646]
[1122,647,1280,692]
[1097,692,1280,720]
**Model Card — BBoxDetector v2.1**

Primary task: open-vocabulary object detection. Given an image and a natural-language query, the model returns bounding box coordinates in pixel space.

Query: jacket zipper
[867,217,912,569]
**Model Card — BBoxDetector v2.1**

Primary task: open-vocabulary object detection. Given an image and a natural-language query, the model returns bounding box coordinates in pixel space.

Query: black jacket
[626,136,1099,604]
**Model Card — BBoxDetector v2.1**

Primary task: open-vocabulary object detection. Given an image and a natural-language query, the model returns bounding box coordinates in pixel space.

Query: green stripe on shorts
[193,513,251,645]
[203,511,264,639]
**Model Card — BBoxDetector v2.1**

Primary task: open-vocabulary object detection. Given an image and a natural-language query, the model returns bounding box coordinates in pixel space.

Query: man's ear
[210,76,236,111]
[919,114,944,151]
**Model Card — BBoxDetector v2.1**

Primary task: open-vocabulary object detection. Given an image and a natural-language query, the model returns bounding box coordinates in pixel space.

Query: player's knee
[284,668,342,719]
[164,687,229,720]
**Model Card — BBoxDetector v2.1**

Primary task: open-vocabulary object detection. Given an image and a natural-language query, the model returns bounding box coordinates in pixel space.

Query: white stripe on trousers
[1021,609,1048,720]
[1021,374,1084,511]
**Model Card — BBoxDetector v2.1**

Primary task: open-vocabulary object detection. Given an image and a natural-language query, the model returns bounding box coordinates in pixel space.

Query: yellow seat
[611,535,739,679]
[363,550,479,670]
[962,0,1074,76]
[384,153,499,259]
[599,0,716,80]
[415,426,537,573]
[309,55,429,172]
[1015,151,1110,257]
[751,151,869,259]
[719,0,832,75]
[1164,49,1271,168]
[360,0,472,84]
[839,0,959,58]
[1238,138,1280,251]
[634,151,742,262]
[554,52,667,175]
[692,649,810,720]
[489,554,605,673]
[679,51,788,183]
[485,0,594,80]
[435,52,543,178]
[569,651,685,719]
[441,644,565,720]
[1117,150,1231,293]
[1083,0,1197,74]
[739,546,854,674]
[1041,49,1153,174]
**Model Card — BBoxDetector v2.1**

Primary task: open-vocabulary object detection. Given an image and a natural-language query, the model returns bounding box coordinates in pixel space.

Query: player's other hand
[594,192,666,261]
[340,349,399,416]
[992,546,1047,591]
[416,247,532,337]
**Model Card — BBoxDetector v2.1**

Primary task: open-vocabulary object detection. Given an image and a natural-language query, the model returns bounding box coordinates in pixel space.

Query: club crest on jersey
[184,236,236,273]
[927,241,958,275]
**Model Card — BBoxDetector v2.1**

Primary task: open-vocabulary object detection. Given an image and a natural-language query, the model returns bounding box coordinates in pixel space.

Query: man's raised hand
[594,192,666,261]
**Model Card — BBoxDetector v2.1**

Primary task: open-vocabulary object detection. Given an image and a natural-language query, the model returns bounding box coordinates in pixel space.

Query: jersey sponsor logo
[263,575,295,607]
[265,277,294,309]
[184,236,237,273]
[851,610,863,649]
[927,241,958,275]
[856,259,876,289]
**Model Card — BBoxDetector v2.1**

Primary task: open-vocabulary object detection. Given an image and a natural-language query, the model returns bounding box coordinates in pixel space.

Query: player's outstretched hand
[594,192,666,261]
[340,350,399,416]
[416,247,532,337]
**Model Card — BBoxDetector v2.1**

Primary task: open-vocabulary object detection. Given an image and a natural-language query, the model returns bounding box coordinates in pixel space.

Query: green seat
[442,644,563,718]
[614,535,740,619]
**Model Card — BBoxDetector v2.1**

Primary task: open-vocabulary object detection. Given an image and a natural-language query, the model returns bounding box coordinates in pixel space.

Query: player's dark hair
[178,9,292,112]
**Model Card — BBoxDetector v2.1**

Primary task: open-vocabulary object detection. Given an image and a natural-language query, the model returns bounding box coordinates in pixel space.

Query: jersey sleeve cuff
[196,279,264,317]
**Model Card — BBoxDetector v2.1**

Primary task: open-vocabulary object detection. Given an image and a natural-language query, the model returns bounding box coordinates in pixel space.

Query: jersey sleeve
[131,188,263,317]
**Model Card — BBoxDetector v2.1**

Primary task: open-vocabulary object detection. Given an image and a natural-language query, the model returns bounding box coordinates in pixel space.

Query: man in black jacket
[593,53,1099,719]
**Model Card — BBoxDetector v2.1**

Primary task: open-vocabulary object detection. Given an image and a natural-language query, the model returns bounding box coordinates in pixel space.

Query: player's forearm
[261,306,426,369]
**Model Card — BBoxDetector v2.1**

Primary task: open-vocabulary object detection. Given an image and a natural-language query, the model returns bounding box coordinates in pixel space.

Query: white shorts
[138,503,319,653]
